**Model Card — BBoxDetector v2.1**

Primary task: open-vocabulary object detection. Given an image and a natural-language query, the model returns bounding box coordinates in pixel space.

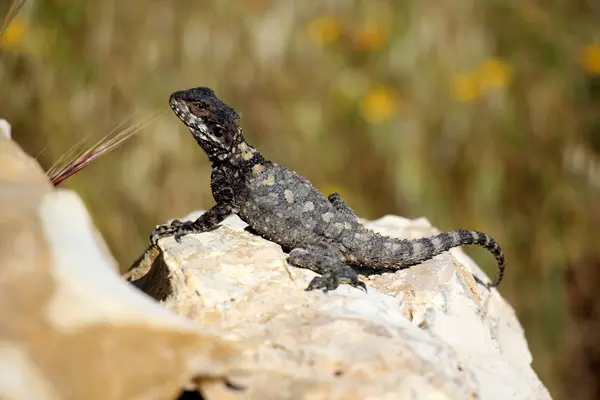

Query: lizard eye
[214,127,225,138]
[189,102,208,117]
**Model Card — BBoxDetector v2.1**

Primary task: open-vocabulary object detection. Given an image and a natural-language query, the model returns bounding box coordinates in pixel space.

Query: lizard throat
[189,127,229,161]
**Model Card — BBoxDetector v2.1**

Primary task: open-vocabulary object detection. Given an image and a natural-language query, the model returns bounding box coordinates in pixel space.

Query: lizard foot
[306,272,339,292]
[288,247,367,292]
[305,268,367,292]
[335,265,367,292]
[149,219,194,247]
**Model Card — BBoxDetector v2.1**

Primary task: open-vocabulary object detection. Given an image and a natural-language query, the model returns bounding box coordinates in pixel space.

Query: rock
[0,119,550,399]
[0,119,11,139]
[128,211,552,400]
[0,127,241,400]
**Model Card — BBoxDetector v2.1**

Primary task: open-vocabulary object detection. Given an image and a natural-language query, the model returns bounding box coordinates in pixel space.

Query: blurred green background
[2,0,600,398]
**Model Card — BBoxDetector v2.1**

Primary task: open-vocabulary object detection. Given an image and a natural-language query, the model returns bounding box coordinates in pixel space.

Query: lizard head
[169,87,240,160]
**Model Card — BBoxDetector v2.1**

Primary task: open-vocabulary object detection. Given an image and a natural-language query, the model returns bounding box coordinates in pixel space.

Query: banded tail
[427,230,505,288]
[358,229,505,288]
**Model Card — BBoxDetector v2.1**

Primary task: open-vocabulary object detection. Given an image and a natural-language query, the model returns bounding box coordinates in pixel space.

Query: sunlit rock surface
[0,118,550,399]
[0,123,239,400]
[129,210,552,400]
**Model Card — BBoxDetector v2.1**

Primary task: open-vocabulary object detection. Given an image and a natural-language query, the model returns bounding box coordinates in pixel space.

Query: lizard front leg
[150,202,231,246]
[150,164,235,247]
[287,245,366,292]
[327,193,358,221]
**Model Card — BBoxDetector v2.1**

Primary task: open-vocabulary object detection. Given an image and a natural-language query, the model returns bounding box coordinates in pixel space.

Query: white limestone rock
[129,211,551,399]
[0,118,550,399]
[0,129,240,400]
[0,119,11,139]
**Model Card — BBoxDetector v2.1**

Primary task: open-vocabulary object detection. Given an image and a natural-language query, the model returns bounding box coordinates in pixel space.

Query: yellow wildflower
[354,25,386,52]
[581,44,600,75]
[478,58,511,89]
[451,72,480,102]
[0,18,25,48]
[307,16,343,46]
[360,86,399,124]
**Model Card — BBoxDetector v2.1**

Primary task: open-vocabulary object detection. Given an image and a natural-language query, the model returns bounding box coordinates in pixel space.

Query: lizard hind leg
[287,246,366,292]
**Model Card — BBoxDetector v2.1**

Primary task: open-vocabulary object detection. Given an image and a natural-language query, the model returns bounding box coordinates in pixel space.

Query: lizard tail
[417,230,505,288]
[364,229,505,288]
[436,230,505,288]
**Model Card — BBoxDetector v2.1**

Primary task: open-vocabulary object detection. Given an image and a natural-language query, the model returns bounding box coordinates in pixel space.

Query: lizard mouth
[169,98,223,156]
[169,99,190,123]
[169,100,208,133]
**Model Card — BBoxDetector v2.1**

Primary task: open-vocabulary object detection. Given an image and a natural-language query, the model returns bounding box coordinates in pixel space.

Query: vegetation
[1,1,599,398]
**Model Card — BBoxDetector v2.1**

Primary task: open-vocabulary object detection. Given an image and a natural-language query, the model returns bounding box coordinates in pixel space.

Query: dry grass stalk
[47,112,161,186]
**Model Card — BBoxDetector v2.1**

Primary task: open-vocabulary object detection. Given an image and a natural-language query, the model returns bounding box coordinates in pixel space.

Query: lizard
[150,87,506,292]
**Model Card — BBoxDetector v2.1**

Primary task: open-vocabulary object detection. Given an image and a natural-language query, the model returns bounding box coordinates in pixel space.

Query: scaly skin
[150,87,505,291]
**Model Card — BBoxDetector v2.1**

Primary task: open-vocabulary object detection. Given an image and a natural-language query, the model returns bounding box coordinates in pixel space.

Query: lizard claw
[173,220,197,243]
[149,219,190,247]
[149,225,171,247]
[341,275,368,292]
[353,280,368,292]
[150,234,160,247]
